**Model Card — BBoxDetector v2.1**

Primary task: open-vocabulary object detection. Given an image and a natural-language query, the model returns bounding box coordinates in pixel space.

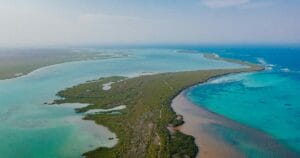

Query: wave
[279,67,300,74]
[208,77,240,84]
[257,58,267,65]
[207,73,248,84]
[280,68,291,72]
[207,72,273,88]
[211,53,220,58]
[256,57,299,74]
[256,58,275,70]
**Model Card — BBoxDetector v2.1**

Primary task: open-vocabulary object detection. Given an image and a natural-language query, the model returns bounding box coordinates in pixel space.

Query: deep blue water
[195,46,300,71]
[186,46,300,156]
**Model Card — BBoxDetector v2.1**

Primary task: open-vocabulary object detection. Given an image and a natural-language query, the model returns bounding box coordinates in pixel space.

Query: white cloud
[239,1,275,9]
[201,0,250,8]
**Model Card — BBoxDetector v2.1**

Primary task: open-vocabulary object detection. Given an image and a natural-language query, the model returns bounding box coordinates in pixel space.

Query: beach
[171,92,242,158]
[172,90,299,158]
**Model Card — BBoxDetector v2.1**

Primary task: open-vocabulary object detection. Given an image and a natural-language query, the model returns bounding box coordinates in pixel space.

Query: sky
[0,0,300,47]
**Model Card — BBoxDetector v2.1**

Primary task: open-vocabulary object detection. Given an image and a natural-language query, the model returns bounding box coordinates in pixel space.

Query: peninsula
[53,55,263,158]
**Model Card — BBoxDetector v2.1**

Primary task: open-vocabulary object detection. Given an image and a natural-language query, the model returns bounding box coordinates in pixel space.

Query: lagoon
[0,48,242,158]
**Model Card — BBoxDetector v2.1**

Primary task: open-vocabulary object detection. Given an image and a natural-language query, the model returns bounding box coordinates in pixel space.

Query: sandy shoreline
[171,91,299,158]
[171,92,243,158]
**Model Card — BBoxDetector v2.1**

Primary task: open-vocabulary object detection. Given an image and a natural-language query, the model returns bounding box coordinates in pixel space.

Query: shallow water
[186,46,300,157]
[0,48,242,158]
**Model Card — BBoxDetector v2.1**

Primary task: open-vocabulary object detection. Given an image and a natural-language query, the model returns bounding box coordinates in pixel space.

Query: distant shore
[0,50,127,80]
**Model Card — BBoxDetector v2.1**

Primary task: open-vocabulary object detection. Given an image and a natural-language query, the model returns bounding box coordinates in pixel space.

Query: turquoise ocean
[0,49,242,158]
[1,46,299,158]
[186,46,300,157]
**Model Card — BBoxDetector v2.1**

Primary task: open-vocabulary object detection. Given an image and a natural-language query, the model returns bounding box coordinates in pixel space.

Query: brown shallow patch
[171,92,299,158]
[172,93,243,158]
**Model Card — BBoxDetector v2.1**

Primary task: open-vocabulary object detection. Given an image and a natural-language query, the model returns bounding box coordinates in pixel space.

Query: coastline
[2,47,299,158]
[171,92,242,158]
[0,51,248,81]
[52,53,265,157]
[171,86,299,158]
[0,54,127,80]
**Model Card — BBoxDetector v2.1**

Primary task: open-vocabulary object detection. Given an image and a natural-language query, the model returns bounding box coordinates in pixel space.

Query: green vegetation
[53,57,263,158]
[169,132,198,158]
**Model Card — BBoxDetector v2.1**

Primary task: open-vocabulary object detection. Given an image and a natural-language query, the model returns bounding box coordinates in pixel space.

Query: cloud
[201,0,250,8]
[239,1,275,9]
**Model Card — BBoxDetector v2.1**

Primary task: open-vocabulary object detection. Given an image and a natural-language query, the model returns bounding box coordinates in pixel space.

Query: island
[52,55,263,158]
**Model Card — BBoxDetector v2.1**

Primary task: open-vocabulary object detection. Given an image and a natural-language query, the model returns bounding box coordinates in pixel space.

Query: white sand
[85,105,126,114]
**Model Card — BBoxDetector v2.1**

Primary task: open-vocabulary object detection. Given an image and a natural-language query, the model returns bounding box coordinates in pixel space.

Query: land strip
[0,49,126,80]
[53,55,263,158]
